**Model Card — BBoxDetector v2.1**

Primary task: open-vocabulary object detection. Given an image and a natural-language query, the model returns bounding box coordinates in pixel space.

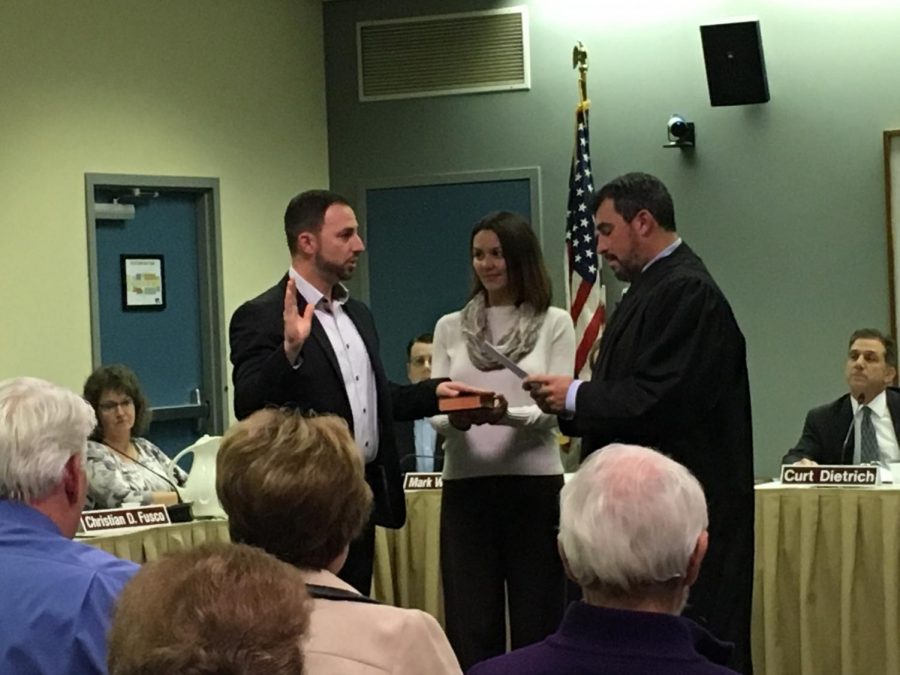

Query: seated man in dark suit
[783,328,900,466]
[468,444,735,675]
[396,333,444,473]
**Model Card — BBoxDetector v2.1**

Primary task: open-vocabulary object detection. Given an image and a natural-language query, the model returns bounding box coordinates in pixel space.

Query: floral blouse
[85,437,188,510]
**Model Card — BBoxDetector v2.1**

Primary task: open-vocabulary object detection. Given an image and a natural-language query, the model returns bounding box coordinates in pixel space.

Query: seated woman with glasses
[82,364,186,509]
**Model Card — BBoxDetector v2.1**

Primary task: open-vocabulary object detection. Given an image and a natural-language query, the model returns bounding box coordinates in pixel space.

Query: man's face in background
[407,341,433,384]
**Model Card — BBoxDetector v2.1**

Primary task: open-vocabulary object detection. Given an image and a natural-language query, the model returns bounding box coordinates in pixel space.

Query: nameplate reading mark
[780,465,879,486]
[403,473,443,490]
[80,504,171,533]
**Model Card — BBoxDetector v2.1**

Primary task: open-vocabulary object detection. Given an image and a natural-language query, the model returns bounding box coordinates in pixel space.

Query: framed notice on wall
[121,254,165,311]
[886,131,900,340]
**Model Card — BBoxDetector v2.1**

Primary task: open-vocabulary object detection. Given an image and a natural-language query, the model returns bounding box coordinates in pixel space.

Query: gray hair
[0,377,95,501]
[559,444,708,593]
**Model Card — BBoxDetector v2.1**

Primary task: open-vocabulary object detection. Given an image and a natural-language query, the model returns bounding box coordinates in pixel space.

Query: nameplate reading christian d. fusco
[780,465,880,486]
[80,504,171,533]
[403,473,443,490]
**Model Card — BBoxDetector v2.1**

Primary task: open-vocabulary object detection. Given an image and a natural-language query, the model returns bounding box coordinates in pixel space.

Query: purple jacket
[467,601,737,675]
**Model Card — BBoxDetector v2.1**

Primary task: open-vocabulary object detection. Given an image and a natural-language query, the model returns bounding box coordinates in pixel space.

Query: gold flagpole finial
[572,41,588,73]
[572,42,589,109]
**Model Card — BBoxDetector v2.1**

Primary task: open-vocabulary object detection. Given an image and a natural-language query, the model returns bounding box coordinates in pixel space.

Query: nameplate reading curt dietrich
[403,473,443,490]
[780,465,880,486]
[80,504,171,533]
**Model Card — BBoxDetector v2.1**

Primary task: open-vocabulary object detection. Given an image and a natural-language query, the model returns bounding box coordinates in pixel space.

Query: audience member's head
[846,328,897,402]
[406,333,433,384]
[217,409,373,571]
[108,542,310,675]
[0,376,95,537]
[559,444,708,615]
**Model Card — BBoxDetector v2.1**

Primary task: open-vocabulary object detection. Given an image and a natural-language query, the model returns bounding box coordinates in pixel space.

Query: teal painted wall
[324,0,900,476]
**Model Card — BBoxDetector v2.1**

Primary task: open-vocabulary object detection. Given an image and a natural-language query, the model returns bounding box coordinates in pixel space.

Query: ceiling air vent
[357,6,530,102]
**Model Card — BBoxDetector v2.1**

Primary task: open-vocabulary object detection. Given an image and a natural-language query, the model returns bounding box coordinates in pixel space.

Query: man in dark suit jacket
[526,173,754,674]
[783,329,900,465]
[229,190,468,594]
[395,333,444,473]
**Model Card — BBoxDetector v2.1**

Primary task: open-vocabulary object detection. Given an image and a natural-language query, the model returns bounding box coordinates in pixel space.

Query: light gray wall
[323,0,900,476]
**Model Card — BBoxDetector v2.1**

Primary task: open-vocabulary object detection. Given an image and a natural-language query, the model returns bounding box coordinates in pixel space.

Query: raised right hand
[283,278,314,363]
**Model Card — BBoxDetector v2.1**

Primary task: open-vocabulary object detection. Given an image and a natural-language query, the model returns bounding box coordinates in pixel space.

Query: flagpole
[572,41,603,296]
[566,42,590,313]
[565,41,606,378]
[573,41,589,110]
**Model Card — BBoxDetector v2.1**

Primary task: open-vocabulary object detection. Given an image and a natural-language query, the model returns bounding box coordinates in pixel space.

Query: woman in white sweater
[431,211,576,670]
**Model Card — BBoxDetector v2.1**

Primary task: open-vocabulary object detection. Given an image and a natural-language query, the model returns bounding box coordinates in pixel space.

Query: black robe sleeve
[572,275,734,438]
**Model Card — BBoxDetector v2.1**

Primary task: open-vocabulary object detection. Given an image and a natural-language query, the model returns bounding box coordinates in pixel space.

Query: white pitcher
[168,435,226,519]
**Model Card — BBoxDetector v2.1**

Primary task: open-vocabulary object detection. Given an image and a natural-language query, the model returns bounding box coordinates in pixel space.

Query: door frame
[354,167,542,303]
[84,173,228,436]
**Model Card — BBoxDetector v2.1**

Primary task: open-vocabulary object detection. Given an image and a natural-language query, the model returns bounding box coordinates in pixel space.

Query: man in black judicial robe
[527,172,755,674]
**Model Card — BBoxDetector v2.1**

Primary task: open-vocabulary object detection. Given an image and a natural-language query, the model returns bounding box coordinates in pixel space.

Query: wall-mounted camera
[664,114,695,149]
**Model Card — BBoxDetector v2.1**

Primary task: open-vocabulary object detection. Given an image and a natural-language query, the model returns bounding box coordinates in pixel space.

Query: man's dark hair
[283,189,351,255]
[590,172,676,232]
[406,333,433,360]
[849,328,898,369]
[83,364,151,440]
[469,211,552,312]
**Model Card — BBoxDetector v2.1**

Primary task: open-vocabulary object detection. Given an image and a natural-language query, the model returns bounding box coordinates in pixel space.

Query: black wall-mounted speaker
[700,20,770,106]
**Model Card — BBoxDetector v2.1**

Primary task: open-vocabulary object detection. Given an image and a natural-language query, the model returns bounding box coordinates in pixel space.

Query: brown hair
[590,172,677,232]
[217,409,373,569]
[469,211,552,312]
[284,189,351,255]
[82,364,151,440]
[406,332,433,360]
[107,543,310,675]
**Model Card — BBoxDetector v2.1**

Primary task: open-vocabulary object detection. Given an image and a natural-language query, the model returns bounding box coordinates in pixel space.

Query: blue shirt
[0,500,139,674]
[414,418,437,472]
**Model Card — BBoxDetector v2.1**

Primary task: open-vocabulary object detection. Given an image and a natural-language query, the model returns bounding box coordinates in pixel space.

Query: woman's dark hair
[82,364,151,440]
[469,211,552,312]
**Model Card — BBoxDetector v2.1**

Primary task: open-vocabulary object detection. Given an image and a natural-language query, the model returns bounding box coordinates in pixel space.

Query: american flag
[565,105,606,378]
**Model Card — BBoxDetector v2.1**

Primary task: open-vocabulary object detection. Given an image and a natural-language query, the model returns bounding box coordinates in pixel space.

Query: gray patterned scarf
[460,293,545,371]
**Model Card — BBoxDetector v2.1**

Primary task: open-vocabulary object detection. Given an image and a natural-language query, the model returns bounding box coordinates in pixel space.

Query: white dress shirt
[850,390,900,466]
[290,268,379,463]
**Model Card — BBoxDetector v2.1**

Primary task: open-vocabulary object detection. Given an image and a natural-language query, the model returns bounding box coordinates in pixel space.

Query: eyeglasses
[98,397,134,412]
